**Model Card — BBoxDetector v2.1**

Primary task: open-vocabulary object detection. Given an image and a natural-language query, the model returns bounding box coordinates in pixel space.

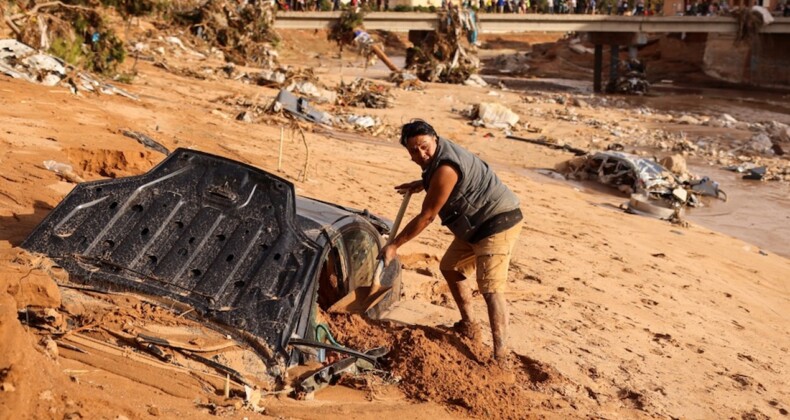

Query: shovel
[329,191,412,314]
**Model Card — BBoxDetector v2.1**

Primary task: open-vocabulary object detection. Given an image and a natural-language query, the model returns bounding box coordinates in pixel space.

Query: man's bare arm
[381,164,458,265]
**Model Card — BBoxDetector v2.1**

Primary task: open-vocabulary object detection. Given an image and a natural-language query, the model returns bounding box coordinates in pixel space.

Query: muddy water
[503,79,790,257]
[685,164,790,258]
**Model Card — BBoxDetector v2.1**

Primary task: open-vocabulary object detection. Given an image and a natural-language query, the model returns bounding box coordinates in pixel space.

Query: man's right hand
[395,180,423,195]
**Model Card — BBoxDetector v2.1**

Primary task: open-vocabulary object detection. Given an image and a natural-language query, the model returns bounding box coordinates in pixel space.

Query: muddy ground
[1,19,789,420]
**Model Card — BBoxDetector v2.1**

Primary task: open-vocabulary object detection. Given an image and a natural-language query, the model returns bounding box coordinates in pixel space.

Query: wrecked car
[561,151,725,220]
[22,148,401,384]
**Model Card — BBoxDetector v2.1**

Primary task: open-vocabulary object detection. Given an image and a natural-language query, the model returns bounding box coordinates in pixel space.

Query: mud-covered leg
[441,269,475,323]
[484,292,508,360]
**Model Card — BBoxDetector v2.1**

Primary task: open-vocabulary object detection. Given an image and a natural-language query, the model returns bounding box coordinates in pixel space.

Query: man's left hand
[380,244,399,267]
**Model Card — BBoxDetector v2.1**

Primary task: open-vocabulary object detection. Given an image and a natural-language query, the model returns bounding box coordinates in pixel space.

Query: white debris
[676,115,701,125]
[473,102,520,129]
[464,74,488,87]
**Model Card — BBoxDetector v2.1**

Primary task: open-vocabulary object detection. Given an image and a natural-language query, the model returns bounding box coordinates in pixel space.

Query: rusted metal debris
[405,6,480,84]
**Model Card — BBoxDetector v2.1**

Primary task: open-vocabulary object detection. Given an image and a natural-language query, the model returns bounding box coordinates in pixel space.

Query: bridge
[274,12,790,34]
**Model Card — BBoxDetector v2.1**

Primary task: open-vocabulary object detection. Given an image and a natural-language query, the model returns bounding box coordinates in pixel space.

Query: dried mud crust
[329,314,561,419]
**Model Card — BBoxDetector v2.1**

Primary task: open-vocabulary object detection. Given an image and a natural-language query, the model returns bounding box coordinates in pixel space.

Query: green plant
[49,37,84,66]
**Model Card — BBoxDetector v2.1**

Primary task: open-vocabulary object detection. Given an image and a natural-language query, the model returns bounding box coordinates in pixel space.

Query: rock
[235,111,253,123]
[572,98,588,107]
[748,133,773,153]
[676,115,701,125]
[721,113,738,124]
[147,406,161,416]
[41,337,59,360]
[660,154,689,176]
[1,382,15,392]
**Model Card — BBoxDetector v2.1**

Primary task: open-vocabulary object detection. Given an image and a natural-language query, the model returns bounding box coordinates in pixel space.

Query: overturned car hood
[23,149,321,358]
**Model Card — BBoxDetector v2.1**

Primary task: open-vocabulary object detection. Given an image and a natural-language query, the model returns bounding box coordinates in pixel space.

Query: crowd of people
[277,0,790,16]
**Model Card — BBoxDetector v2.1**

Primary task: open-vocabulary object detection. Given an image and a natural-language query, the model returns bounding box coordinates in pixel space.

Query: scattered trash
[271,89,332,125]
[345,114,377,129]
[741,166,767,181]
[0,39,65,85]
[336,78,394,109]
[288,80,337,104]
[42,160,84,183]
[471,102,519,129]
[1,39,138,100]
[464,74,488,88]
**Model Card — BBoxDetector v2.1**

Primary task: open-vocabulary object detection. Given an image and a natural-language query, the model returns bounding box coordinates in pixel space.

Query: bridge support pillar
[593,45,603,93]
[609,44,619,90]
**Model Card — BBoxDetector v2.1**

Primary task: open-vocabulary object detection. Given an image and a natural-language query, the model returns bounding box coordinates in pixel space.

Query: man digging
[380,120,523,363]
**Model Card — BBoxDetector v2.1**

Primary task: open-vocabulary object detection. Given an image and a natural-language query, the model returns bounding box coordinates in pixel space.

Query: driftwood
[4,1,94,36]
[506,135,588,156]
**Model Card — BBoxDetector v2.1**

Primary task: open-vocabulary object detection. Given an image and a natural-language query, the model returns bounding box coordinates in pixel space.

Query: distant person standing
[547,0,554,13]
[635,0,645,14]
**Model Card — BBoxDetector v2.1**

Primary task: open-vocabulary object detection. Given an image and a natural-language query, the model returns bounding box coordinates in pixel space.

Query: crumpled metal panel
[22,148,321,358]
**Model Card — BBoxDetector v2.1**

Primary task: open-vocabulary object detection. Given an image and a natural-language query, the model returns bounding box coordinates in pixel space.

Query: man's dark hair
[400,119,438,147]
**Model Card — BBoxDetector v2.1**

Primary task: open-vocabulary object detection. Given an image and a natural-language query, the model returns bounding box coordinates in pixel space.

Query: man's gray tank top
[421,137,520,242]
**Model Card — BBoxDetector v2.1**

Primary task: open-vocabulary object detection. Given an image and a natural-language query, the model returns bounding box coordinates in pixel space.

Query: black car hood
[22,149,321,359]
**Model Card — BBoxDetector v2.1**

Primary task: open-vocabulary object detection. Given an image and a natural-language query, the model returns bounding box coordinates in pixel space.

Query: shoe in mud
[452,320,482,341]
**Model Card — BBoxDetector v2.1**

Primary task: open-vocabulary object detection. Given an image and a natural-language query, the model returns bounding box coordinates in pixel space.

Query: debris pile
[1,39,137,99]
[557,151,725,221]
[485,52,531,76]
[732,5,775,43]
[174,0,278,67]
[389,71,425,91]
[4,1,126,75]
[607,59,649,95]
[405,6,480,84]
[335,78,394,109]
[269,89,392,137]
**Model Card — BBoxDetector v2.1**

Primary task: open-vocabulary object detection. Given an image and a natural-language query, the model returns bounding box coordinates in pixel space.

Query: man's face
[405,134,437,169]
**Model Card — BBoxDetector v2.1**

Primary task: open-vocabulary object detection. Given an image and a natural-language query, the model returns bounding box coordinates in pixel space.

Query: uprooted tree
[405,6,480,84]
[174,0,279,67]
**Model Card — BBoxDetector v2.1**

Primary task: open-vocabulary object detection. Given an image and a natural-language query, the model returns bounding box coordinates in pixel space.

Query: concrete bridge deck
[274,12,790,34]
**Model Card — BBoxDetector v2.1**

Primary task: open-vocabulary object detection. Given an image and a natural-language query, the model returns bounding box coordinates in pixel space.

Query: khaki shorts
[439,221,523,294]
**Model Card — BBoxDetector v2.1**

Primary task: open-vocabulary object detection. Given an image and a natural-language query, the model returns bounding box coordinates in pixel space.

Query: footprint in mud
[640,298,659,307]
[767,400,789,416]
[729,373,767,393]
[617,388,647,410]
[514,354,552,387]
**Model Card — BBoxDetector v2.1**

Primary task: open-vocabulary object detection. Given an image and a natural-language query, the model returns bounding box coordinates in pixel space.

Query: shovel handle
[387,191,412,246]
